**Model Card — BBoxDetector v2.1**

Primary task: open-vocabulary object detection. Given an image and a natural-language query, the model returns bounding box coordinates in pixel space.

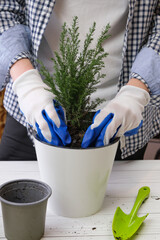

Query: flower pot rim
[0,179,52,206]
[33,132,119,150]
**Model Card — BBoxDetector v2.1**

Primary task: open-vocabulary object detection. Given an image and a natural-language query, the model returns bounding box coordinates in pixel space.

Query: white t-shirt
[39,0,128,109]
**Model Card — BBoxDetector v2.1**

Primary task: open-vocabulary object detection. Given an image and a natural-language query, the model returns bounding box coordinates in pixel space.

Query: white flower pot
[34,136,119,218]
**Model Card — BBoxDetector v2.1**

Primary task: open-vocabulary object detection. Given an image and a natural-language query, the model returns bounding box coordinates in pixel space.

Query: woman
[0,0,160,160]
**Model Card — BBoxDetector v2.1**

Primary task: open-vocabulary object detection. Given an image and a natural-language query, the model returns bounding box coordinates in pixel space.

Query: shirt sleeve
[130,2,160,95]
[0,1,34,90]
[130,47,160,95]
[0,25,34,90]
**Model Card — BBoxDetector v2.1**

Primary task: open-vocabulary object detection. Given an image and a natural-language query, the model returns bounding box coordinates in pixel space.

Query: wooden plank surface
[0,160,159,239]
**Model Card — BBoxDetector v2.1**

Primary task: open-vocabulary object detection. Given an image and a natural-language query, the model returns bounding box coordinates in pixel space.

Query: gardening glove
[12,69,71,146]
[36,100,71,146]
[81,85,150,148]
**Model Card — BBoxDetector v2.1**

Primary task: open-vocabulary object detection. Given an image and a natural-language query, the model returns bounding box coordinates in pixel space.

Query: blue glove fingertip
[53,100,65,122]
[40,101,71,146]
[95,115,114,147]
[36,122,45,142]
[81,112,114,148]
[53,100,72,145]
[81,125,95,148]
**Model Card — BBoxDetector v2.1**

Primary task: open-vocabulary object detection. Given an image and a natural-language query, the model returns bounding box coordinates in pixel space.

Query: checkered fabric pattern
[0,0,160,158]
[0,89,6,139]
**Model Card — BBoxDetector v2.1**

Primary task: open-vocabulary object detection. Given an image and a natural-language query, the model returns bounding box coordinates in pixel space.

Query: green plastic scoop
[112,186,150,240]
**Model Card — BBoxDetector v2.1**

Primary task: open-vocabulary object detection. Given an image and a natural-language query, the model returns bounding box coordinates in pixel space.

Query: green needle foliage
[39,16,111,146]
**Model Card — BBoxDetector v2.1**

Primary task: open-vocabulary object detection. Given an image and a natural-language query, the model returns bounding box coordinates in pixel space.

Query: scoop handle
[130,186,150,218]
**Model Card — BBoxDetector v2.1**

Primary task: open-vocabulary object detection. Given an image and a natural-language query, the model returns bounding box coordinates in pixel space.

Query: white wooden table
[0,160,160,239]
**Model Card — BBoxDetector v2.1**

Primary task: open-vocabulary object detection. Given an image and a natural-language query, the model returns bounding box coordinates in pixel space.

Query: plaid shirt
[0,0,160,158]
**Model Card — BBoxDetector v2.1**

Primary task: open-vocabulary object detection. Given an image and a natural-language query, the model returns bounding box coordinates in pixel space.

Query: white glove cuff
[12,69,50,97]
[118,85,150,106]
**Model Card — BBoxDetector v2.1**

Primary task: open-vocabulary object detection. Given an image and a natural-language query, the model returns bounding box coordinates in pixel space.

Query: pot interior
[0,180,51,204]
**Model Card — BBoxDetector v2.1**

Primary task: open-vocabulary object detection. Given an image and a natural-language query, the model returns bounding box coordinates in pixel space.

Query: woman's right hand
[12,68,71,146]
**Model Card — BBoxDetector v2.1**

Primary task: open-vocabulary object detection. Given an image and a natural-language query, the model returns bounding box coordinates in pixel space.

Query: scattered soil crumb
[92,227,96,230]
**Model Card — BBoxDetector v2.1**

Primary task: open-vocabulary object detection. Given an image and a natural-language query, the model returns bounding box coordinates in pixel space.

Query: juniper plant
[39,16,110,147]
